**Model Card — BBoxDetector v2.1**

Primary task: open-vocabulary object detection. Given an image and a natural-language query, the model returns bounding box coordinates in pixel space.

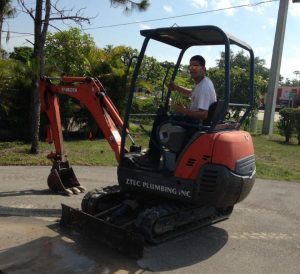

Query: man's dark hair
[190,55,206,66]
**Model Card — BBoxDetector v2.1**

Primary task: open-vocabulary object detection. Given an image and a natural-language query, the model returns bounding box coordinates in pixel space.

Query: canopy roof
[140,25,252,51]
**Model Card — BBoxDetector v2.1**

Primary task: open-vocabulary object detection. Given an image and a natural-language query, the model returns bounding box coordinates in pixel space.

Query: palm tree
[110,0,149,12]
[0,0,16,55]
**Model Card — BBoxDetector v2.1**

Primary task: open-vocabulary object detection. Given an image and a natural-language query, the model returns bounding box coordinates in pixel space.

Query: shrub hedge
[278,108,300,144]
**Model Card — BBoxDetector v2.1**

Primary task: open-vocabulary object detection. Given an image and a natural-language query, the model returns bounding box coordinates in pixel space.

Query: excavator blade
[60,204,145,259]
[47,167,86,196]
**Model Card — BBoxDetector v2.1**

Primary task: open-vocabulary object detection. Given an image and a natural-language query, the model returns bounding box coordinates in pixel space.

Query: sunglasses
[188,65,202,70]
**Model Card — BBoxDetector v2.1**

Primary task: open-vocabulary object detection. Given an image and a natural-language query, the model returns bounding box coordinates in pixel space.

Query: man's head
[190,55,206,67]
[189,55,206,83]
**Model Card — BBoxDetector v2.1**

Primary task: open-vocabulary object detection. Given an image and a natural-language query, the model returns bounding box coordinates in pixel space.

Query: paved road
[0,166,299,274]
[257,110,279,121]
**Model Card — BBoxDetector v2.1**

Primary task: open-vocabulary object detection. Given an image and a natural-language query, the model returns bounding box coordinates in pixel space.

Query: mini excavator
[39,26,256,258]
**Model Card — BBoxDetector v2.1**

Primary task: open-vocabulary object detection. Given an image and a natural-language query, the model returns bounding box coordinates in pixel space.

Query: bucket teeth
[76,186,86,193]
[63,189,74,196]
[70,187,80,195]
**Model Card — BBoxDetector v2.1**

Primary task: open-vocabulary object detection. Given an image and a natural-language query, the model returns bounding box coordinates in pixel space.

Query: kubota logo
[62,87,77,93]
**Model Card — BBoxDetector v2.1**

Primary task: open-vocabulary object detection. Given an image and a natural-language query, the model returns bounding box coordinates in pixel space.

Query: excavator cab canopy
[140,25,252,49]
[121,25,255,158]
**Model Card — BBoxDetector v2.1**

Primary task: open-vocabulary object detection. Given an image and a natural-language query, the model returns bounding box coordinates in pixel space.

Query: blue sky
[3,0,300,80]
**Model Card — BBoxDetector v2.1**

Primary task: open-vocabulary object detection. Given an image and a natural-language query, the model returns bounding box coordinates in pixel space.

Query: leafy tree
[45,28,96,75]
[208,51,268,127]
[138,56,168,94]
[17,0,149,153]
[86,44,140,138]
[282,78,300,86]
[18,0,92,153]
[216,50,269,94]
[9,46,33,63]
[0,59,31,139]
[213,50,269,104]
[43,30,140,136]
[0,48,8,59]
[0,0,16,55]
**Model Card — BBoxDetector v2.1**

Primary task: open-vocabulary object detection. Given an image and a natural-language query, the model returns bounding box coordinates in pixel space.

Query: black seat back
[203,100,225,126]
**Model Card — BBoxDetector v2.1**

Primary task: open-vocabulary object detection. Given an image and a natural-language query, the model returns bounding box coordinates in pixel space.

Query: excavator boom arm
[39,76,125,163]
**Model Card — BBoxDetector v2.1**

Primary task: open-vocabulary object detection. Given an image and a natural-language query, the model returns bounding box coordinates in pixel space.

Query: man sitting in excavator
[136,54,217,166]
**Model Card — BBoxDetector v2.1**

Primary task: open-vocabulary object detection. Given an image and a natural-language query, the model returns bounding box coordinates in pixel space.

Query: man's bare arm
[169,82,192,97]
[175,104,208,120]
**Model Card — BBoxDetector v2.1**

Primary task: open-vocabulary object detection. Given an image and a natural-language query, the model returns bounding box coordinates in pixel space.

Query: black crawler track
[60,186,233,258]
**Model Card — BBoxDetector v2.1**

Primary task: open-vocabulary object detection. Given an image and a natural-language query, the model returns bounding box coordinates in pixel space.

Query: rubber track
[135,204,232,244]
[81,186,232,245]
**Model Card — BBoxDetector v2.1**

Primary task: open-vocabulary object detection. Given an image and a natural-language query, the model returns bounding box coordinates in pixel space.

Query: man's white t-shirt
[190,77,216,111]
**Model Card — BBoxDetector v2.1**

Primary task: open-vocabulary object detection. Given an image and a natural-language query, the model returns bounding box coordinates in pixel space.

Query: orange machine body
[175,130,255,180]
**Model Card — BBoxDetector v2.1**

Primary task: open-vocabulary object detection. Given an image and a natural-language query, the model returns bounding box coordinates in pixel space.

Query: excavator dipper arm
[39,76,127,195]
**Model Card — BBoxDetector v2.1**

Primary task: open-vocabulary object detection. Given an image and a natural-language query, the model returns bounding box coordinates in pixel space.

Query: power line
[2,30,33,36]
[6,34,33,39]
[83,0,279,30]
[2,0,279,35]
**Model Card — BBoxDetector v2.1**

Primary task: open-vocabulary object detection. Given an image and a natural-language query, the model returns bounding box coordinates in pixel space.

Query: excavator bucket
[47,161,86,196]
[60,204,145,259]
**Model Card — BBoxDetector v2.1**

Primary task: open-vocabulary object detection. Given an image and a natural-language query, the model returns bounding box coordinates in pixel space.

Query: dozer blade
[60,204,145,259]
[47,166,86,196]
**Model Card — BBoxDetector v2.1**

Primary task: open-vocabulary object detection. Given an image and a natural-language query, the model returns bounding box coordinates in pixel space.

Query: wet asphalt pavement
[0,166,299,274]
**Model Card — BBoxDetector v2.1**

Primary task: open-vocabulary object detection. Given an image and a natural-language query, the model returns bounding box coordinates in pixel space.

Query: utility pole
[262,0,289,135]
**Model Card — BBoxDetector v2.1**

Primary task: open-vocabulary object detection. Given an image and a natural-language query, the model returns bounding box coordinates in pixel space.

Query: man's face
[189,60,205,81]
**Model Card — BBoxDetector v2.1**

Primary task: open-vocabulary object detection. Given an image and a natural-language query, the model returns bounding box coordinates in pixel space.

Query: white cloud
[289,0,300,17]
[190,0,208,9]
[189,0,276,16]
[135,19,151,30]
[260,17,276,30]
[281,46,300,79]
[252,1,275,15]
[252,45,272,69]
[139,23,151,30]
[254,46,270,58]
[163,5,173,13]
[253,45,300,80]
[239,0,254,12]
[212,0,234,16]
[268,17,276,27]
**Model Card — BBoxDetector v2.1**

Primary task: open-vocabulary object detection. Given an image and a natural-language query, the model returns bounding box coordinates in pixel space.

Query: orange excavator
[39,25,256,258]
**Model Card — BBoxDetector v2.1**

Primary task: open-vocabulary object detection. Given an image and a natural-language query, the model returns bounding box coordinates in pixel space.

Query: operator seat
[203,100,225,126]
[158,100,225,171]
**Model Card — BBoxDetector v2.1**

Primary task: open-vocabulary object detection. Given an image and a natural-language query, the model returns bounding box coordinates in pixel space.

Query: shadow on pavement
[0,215,228,273]
[50,220,228,272]
[0,206,61,217]
[0,221,141,274]
[0,189,51,198]
[138,225,228,271]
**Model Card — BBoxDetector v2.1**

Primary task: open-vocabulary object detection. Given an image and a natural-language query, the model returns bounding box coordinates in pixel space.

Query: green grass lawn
[0,124,299,182]
[251,120,300,182]
[0,139,118,166]
[253,134,300,181]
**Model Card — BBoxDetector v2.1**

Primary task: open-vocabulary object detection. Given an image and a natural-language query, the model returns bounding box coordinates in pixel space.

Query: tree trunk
[0,15,3,54]
[29,0,49,153]
[30,74,40,153]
